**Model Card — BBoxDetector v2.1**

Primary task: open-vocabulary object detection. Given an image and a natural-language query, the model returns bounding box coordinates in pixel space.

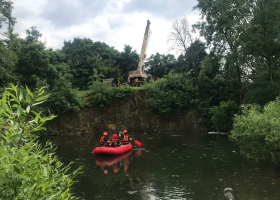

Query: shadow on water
[45,131,280,200]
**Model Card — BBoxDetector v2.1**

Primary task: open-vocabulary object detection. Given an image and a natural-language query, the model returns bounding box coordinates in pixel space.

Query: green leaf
[32,101,45,107]
[26,105,30,113]
[30,127,46,132]
[4,103,11,113]
[36,95,50,102]
[35,115,39,124]
[61,188,69,198]
[11,84,17,92]
[13,165,21,174]
[17,108,21,117]
[38,89,45,96]
[28,183,37,198]
[19,92,23,101]
[18,174,29,180]
[11,104,20,108]
[2,91,7,105]
[43,166,48,178]
[26,85,33,97]
[26,94,31,104]
[10,134,21,141]
[42,185,46,192]
[13,122,19,130]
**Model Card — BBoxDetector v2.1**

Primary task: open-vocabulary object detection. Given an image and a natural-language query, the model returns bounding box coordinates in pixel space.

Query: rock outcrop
[46,90,205,135]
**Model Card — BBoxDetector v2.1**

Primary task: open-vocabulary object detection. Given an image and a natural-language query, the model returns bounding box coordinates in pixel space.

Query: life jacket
[111,138,118,147]
[122,135,129,145]
[103,137,109,146]
[123,135,129,141]
[100,136,104,146]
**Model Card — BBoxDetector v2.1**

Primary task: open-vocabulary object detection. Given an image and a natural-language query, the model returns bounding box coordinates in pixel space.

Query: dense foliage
[209,100,239,132]
[144,72,198,118]
[89,81,133,108]
[0,85,81,199]
[230,98,280,164]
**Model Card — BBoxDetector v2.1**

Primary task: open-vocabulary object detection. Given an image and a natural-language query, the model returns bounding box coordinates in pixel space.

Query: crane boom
[129,20,151,79]
[138,20,151,70]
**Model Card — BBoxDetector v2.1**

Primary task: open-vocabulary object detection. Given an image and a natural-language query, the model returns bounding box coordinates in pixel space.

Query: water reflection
[135,149,142,157]
[95,151,132,174]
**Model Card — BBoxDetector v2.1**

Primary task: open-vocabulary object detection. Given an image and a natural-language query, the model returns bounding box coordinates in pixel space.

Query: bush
[145,72,198,118]
[230,98,280,163]
[89,81,133,107]
[112,84,133,101]
[89,81,113,107]
[209,100,239,132]
[0,85,81,199]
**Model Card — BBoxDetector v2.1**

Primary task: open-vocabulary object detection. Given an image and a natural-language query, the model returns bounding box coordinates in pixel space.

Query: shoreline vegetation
[0,85,82,199]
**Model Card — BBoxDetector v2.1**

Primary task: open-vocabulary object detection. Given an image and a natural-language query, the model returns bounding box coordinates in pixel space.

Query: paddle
[134,140,142,147]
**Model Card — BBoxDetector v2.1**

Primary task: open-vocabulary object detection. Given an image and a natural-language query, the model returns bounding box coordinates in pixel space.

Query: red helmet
[103,132,108,136]
[113,134,118,138]
[123,129,128,133]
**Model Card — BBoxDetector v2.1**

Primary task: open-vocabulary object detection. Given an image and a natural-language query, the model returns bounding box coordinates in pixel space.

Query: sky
[11,0,201,57]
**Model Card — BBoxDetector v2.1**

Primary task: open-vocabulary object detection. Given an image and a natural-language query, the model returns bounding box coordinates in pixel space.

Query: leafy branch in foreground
[0,84,82,199]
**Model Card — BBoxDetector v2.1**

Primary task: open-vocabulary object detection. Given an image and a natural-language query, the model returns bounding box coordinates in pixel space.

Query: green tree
[144,53,176,78]
[13,27,53,89]
[48,49,73,88]
[25,26,42,44]
[47,75,81,114]
[145,71,198,118]
[0,40,17,87]
[194,0,248,104]
[116,45,139,81]
[62,38,120,89]
[241,0,280,83]
[173,54,188,73]
[167,17,207,102]
[210,100,239,132]
[0,0,18,88]
[0,0,16,30]
[185,40,207,102]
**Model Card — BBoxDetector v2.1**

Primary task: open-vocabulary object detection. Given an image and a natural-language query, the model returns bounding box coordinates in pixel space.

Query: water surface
[48,131,280,200]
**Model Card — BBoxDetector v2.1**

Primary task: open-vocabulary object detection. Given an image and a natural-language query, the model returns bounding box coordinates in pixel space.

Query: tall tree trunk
[266,58,274,83]
[195,76,203,102]
[235,59,243,105]
[228,41,243,105]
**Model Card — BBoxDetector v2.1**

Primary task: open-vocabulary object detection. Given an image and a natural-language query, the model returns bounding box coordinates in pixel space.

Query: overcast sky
[11,0,201,56]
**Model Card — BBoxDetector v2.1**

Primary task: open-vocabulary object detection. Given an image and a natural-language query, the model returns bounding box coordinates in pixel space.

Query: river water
[48,131,280,200]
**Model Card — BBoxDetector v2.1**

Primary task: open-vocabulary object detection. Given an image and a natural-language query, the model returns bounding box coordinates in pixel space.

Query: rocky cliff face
[46,90,205,135]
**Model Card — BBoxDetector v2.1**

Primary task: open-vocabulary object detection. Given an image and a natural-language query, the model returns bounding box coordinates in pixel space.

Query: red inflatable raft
[93,143,132,155]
